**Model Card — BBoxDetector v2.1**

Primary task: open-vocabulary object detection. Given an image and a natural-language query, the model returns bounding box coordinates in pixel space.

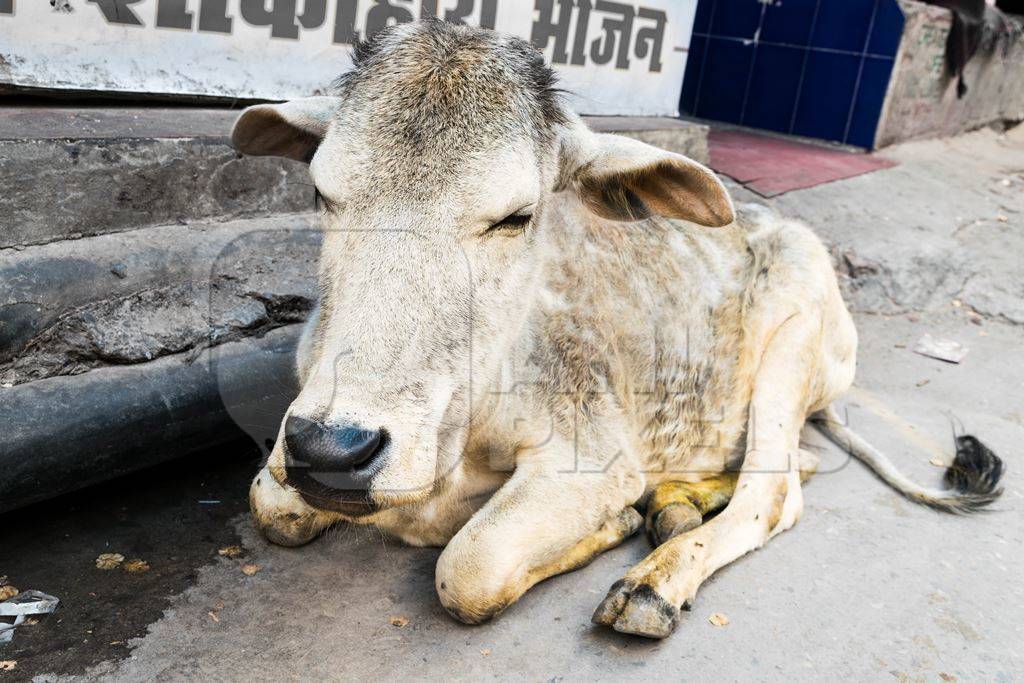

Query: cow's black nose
[283,416,387,495]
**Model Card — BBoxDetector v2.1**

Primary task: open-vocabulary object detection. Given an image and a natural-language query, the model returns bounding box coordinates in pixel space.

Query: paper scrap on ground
[913,334,969,363]
[123,559,150,573]
[96,553,124,570]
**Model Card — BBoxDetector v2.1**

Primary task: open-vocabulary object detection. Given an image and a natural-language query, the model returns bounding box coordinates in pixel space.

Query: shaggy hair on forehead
[332,19,566,147]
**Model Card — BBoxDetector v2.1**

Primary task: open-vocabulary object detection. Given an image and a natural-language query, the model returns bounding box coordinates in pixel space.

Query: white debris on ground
[0,590,59,645]
[913,333,970,363]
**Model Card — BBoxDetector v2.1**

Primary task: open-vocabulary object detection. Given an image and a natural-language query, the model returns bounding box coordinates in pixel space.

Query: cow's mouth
[283,473,379,517]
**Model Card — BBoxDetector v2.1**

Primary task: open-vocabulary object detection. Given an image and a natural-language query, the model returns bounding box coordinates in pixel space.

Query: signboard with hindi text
[0,0,696,116]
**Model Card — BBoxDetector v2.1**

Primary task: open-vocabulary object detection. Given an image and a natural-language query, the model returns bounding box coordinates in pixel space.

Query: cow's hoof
[648,502,702,546]
[592,580,681,639]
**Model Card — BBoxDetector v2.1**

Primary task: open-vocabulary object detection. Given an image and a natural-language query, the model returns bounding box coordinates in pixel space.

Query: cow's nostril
[284,415,388,475]
[332,425,386,469]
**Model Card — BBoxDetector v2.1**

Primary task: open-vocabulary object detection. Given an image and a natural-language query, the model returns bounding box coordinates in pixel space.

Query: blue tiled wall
[680,0,905,148]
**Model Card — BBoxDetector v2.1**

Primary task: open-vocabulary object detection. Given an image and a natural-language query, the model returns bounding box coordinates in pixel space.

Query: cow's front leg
[594,317,815,638]
[593,465,801,637]
[435,431,644,624]
[249,464,339,547]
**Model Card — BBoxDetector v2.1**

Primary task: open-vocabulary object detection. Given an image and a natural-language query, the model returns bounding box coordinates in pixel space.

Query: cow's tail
[809,405,1004,514]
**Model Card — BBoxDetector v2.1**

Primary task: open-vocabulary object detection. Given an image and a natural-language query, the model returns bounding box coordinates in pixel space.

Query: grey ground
[10,126,1024,681]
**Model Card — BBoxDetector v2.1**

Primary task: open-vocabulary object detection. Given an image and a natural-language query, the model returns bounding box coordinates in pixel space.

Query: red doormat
[707,129,897,197]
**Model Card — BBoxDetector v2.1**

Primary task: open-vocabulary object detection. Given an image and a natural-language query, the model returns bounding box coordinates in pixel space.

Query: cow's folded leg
[528,506,643,581]
[435,426,644,625]
[249,464,338,547]
[645,474,738,546]
[594,316,815,638]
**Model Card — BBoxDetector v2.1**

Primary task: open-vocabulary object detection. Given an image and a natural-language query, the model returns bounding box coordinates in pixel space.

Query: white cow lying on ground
[235,19,1003,638]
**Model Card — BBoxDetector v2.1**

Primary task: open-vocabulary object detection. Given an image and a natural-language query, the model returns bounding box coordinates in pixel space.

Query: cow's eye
[487,209,533,234]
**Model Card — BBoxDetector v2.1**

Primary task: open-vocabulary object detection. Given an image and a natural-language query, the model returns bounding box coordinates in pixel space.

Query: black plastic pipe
[0,326,300,514]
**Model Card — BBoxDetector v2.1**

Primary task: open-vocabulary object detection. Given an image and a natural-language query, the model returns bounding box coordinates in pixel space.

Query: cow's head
[233,20,733,522]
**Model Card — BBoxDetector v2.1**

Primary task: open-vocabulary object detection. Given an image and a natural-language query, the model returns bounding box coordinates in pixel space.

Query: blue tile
[810,0,875,53]
[868,0,905,57]
[709,0,762,40]
[741,44,805,133]
[679,34,707,115]
[761,0,819,47]
[694,38,755,124]
[846,56,896,147]
[792,50,860,143]
[693,0,714,35]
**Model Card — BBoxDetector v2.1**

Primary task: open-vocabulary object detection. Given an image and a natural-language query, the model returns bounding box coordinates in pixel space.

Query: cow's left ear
[231,96,342,163]
[565,132,735,227]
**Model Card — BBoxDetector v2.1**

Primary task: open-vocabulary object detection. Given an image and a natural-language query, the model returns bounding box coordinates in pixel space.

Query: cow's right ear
[231,97,342,163]
[557,117,734,227]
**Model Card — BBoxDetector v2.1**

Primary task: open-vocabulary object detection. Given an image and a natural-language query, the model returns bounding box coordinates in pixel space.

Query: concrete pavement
[59,313,1023,682]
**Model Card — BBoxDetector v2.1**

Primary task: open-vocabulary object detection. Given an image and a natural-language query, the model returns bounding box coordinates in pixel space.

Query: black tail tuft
[943,435,1005,511]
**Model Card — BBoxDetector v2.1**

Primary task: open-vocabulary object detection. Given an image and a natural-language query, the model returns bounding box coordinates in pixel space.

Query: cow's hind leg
[645,475,737,546]
[593,316,817,638]
[645,449,819,546]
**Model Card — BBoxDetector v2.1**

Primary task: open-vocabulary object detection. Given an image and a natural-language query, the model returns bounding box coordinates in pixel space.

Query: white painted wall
[0,0,696,116]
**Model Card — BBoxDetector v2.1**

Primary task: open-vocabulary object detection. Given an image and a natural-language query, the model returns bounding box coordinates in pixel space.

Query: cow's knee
[249,465,334,547]
[435,537,519,624]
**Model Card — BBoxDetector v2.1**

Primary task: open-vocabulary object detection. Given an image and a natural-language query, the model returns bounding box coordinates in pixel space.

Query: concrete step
[0,108,312,250]
[1,107,710,388]
[0,107,708,249]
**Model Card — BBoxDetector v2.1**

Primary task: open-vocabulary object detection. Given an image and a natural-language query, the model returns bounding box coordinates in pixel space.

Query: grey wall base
[877,1,1024,148]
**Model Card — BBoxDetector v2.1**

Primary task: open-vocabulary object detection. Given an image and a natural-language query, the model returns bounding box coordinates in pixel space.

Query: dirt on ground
[0,443,260,680]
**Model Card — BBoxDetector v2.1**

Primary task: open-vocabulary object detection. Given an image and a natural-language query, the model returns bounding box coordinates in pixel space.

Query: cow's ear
[565,131,735,227]
[231,97,341,163]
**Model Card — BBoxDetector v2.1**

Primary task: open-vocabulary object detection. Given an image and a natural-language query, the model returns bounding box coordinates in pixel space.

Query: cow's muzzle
[282,415,388,516]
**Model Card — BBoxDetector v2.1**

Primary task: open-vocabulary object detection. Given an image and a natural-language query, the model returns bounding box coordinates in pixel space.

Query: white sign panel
[0,0,695,116]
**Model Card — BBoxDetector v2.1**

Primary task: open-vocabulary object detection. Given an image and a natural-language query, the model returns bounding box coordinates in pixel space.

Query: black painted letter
[634,7,666,72]
[241,0,297,38]
[156,0,193,29]
[333,0,359,43]
[88,0,145,26]
[198,0,232,33]
[531,0,573,65]
[364,0,414,39]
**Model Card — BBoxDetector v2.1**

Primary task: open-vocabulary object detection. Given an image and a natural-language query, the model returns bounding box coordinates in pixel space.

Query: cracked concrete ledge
[1,214,322,385]
[0,109,710,511]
